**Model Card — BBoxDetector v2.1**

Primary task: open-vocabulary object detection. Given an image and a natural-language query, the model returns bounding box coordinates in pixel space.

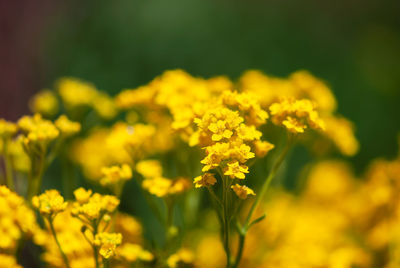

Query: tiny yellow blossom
[117,243,154,262]
[29,90,59,117]
[193,173,217,188]
[0,119,17,138]
[167,248,194,268]
[136,160,163,178]
[55,115,81,137]
[254,140,275,157]
[231,184,256,199]
[224,161,249,179]
[32,190,68,217]
[73,187,93,204]
[100,164,132,186]
[94,232,122,259]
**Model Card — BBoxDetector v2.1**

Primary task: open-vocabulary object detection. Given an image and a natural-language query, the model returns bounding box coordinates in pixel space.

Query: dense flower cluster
[1,69,393,268]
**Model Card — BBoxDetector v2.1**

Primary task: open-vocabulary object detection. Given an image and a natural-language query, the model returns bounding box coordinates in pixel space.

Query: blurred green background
[1,0,400,174]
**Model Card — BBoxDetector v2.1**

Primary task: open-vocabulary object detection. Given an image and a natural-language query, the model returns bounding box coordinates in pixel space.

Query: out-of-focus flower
[29,90,59,118]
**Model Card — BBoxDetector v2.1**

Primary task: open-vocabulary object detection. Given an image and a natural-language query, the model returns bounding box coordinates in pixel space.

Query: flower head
[193,173,217,188]
[94,232,122,259]
[231,184,256,199]
[32,190,67,217]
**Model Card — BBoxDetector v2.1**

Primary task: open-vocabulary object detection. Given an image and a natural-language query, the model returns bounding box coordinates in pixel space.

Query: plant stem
[222,175,231,268]
[2,139,14,191]
[27,151,46,200]
[48,217,71,268]
[233,135,294,268]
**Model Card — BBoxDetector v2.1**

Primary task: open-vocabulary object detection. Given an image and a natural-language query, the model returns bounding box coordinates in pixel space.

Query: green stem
[222,175,231,268]
[103,258,110,268]
[2,139,14,191]
[48,217,71,268]
[233,135,294,268]
[27,151,46,200]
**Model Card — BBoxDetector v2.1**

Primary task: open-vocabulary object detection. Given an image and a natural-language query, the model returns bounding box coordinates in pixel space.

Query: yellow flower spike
[73,187,93,204]
[231,184,256,199]
[29,90,59,118]
[100,164,132,186]
[72,192,120,220]
[194,173,217,188]
[32,190,68,217]
[57,77,98,109]
[94,232,122,259]
[224,161,249,179]
[55,115,81,137]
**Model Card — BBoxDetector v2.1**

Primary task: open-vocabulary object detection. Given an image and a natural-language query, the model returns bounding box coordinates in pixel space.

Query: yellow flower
[29,90,59,117]
[92,92,118,120]
[167,248,194,268]
[57,77,98,109]
[224,161,249,179]
[72,193,119,220]
[0,254,22,268]
[0,119,17,138]
[254,140,275,157]
[32,190,67,217]
[269,98,325,133]
[73,187,93,204]
[208,120,233,141]
[136,160,163,178]
[94,232,122,259]
[0,186,39,252]
[18,114,59,150]
[55,115,81,137]
[231,184,255,199]
[100,164,132,186]
[193,173,217,188]
[117,243,154,262]
[142,177,190,197]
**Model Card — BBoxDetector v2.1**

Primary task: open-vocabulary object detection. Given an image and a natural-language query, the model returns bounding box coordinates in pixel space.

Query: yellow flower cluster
[189,91,272,198]
[32,190,68,217]
[29,90,59,118]
[72,188,119,220]
[137,160,191,198]
[166,248,195,268]
[0,186,39,252]
[18,114,60,149]
[100,164,132,187]
[94,232,122,259]
[0,119,17,138]
[72,122,165,181]
[55,115,81,137]
[269,97,325,133]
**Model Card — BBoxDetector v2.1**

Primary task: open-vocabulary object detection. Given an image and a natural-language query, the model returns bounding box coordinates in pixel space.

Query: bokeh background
[1,0,400,175]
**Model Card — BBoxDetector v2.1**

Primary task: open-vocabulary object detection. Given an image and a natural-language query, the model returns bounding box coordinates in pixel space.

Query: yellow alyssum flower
[0,186,39,251]
[32,190,68,217]
[29,90,59,118]
[72,192,120,220]
[269,98,325,133]
[0,254,22,268]
[224,161,249,179]
[142,177,191,198]
[231,184,256,199]
[166,248,195,268]
[254,140,275,157]
[92,92,118,120]
[136,160,163,178]
[94,232,122,259]
[100,164,132,186]
[73,187,93,204]
[0,119,17,138]
[117,243,154,262]
[18,114,59,149]
[193,173,217,188]
[55,115,81,137]
[57,77,98,109]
